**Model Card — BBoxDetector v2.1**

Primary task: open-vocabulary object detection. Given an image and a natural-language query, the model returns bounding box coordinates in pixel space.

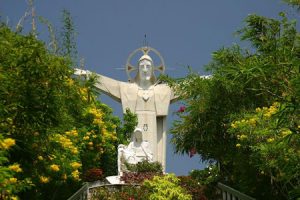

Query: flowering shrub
[178,176,208,200]
[83,168,104,182]
[122,172,158,184]
[229,102,300,197]
[0,25,135,199]
[121,161,163,184]
[189,165,219,186]
[177,106,186,113]
[125,160,163,173]
[0,135,32,199]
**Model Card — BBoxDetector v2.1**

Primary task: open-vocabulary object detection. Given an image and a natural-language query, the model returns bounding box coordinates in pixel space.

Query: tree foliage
[0,24,136,199]
[59,9,77,63]
[143,174,192,200]
[170,13,299,199]
[283,0,300,10]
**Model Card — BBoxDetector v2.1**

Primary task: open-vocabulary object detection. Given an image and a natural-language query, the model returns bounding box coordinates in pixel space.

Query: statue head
[135,55,156,86]
[131,128,143,143]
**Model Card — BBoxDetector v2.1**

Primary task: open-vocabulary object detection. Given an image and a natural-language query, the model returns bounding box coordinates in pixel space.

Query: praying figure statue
[118,128,153,176]
[75,46,177,171]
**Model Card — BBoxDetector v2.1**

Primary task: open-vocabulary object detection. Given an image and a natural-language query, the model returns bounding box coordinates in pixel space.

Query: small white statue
[118,128,153,176]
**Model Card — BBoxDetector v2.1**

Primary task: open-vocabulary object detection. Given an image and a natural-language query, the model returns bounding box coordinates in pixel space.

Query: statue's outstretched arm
[94,74,122,102]
[170,89,179,104]
[74,68,121,102]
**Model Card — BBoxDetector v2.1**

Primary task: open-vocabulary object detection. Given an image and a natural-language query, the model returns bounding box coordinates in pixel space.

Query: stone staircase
[67,181,140,200]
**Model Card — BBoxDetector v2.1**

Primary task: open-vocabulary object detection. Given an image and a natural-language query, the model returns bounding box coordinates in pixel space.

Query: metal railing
[67,183,89,200]
[217,182,256,200]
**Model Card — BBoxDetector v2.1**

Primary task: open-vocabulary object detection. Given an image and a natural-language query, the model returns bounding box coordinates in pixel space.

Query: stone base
[105,175,124,184]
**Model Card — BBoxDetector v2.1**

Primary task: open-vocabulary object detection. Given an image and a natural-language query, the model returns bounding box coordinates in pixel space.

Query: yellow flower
[9,177,17,183]
[11,196,18,200]
[83,136,89,140]
[281,129,292,137]
[66,78,74,86]
[263,112,272,118]
[71,148,78,155]
[50,164,60,172]
[1,138,15,149]
[54,134,73,149]
[9,164,22,173]
[38,156,43,161]
[231,123,237,129]
[268,106,277,114]
[267,138,274,143]
[70,162,82,169]
[239,135,248,140]
[71,170,80,180]
[255,107,261,112]
[236,143,241,148]
[65,131,71,135]
[48,155,55,160]
[66,130,78,137]
[93,119,103,125]
[262,107,268,111]
[112,136,117,141]
[40,176,49,183]
[88,142,93,146]
[248,118,257,126]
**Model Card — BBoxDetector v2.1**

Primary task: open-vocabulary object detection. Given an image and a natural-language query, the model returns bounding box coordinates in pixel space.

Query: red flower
[128,197,135,200]
[178,106,186,113]
[189,147,197,158]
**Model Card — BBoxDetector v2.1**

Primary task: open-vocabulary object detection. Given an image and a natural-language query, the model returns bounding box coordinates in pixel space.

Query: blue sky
[1,0,294,175]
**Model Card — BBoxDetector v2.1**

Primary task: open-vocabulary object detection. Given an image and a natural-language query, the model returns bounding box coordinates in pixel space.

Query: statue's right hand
[74,68,92,76]
[118,144,126,149]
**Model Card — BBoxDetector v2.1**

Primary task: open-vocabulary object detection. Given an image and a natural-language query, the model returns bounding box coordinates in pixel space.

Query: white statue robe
[95,74,177,170]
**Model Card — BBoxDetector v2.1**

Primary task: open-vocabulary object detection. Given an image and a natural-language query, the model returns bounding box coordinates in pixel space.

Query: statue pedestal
[105,175,124,184]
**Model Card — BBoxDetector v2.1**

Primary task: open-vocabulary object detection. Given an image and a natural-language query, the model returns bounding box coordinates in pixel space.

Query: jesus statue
[75,46,177,171]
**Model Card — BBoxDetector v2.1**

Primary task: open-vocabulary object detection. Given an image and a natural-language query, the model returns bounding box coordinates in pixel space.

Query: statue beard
[144,76,151,81]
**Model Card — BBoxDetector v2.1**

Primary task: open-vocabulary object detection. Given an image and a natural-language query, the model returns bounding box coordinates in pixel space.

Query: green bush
[143,174,192,200]
[125,160,163,173]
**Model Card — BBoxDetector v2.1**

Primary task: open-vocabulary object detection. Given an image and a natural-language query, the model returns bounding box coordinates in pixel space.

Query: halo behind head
[126,46,166,84]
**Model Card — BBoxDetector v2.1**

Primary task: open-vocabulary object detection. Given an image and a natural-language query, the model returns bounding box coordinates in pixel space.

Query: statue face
[134,130,143,142]
[138,59,153,81]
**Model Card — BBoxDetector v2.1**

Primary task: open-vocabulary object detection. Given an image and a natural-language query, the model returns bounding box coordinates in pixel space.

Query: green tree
[0,24,136,199]
[59,9,77,63]
[169,13,299,199]
[283,0,300,9]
